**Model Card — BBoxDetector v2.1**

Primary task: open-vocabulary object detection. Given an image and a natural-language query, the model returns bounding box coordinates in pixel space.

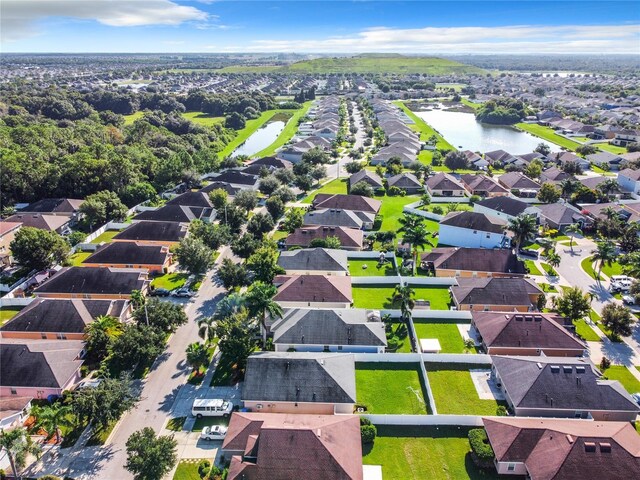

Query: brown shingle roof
[313,194,381,214]
[284,226,363,249]
[273,275,352,304]
[421,247,526,275]
[451,277,542,307]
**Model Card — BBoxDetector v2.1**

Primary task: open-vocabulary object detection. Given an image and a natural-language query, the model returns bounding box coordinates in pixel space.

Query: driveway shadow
[600,340,637,366]
[159,385,183,412]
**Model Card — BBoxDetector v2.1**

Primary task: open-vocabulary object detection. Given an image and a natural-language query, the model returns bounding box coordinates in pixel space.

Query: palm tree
[597,178,620,198]
[564,223,582,253]
[402,223,434,275]
[620,252,640,279]
[186,342,210,373]
[546,250,561,269]
[601,206,620,222]
[33,402,73,444]
[591,240,617,281]
[392,284,416,322]
[398,213,422,233]
[245,281,283,348]
[0,428,42,480]
[213,292,246,321]
[507,214,538,252]
[559,179,580,200]
[84,315,123,360]
[196,317,216,343]
[130,289,145,309]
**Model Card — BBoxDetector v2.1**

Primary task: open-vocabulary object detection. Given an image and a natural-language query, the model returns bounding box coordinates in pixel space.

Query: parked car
[149,288,171,297]
[610,280,632,293]
[172,288,194,298]
[200,425,228,441]
[76,378,102,390]
[518,248,538,259]
[631,393,640,406]
[622,295,636,305]
[192,399,233,418]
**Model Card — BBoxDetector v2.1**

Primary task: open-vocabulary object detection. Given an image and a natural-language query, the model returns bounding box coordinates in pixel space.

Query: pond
[414,107,555,154]
[231,121,285,157]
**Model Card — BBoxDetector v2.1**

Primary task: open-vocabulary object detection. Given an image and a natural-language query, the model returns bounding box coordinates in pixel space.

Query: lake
[232,121,285,157]
[414,107,555,154]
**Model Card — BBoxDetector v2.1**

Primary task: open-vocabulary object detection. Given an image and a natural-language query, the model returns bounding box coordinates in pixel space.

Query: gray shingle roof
[421,247,526,275]
[83,242,169,266]
[476,196,530,217]
[34,267,147,296]
[242,352,357,404]
[277,248,348,273]
[452,277,542,306]
[303,209,364,229]
[113,221,187,243]
[440,211,507,234]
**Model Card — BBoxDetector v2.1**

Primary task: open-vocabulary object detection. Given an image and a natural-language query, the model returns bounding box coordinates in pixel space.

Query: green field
[352,285,451,310]
[123,111,144,125]
[426,364,506,415]
[253,100,314,158]
[150,272,188,290]
[394,102,456,151]
[348,259,397,276]
[601,365,640,394]
[181,111,225,127]
[435,83,467,92]
[515,123,581,151]
[573,319,601,342]
[363,425,499,480]
[375,195,436,232]
[90,230,121,244]
[602,261,624,278]
[413,320,468,353]
[356,363,429,414]
[461,98,483,111]
[524,260,543,276]
[597,143,628,155]
[301,178,348,203]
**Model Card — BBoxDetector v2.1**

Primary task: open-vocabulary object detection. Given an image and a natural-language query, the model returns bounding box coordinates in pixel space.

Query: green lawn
[150,272,188,290]
[597,143,628,155]
[426,364,506,416]
[217,109,288,159]
[122,111,144,125]
[270,229,289,241]
[515,123,581,151]
[166,417,187,432]
[69,252,91,266]
[363,425,499,480]
[394,102,455,152]
[540,263,558,277]
[348,259,397,276]
[352,285,450,310]
[413,320,468,353]
[539,283,557,293]
[581,256,600,280]
[356,363,429,414]
[253,101,314,158]
[461,98,483,111]
[301,178,348,203]
[181,111,225,127]
[387,322,412,353]
[375,195,432,232]
[601,366,640,394]
[602,261,623,278]
[86,420,116,446]
[0,307,23,326]
[573,319,601,342]
[90,230,121,244]
[524,260,543,276]
[172,461,203,480]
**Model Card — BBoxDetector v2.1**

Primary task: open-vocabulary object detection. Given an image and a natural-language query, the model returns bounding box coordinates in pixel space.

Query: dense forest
[0,85,278,206]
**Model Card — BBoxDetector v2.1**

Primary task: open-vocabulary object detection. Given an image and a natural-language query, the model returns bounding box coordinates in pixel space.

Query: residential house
[386,173,423,194]
[0,339,85,398]
[166,191,213,208]
[222,413,363,480]
[474,196,540,223]
[273,275,352,308]
[425,173,466,197]
[81,242,171,273]
[537,203,588,230]
[471,312,587,356]
[16,198,84,217]
[271,308,386,353]
[284,226,364,251]
[207,170,259,188]
[420,247,526,278]
[439,212,510,249]
[248,156,293,170]
[242,352,357,414]
[553,151,590,171]
[133,204,216,223]
[497,172,541,198]
[312,194,381,215]
[485,150,517,167]
[349,170,383,190]
[491,356,640,421]
[483,417,640,478]
[5,213,72,235]
[617,168,640,194]
[303,209,368,230]
[34,267,149,300]
[586,151,624,171]
[462,150,488,169]
[0,221,21,266]
[112,221,188,247]
[613,129,640,147]
[460,174,509,197]
[539,166,575,184]
[582,202,640,224]
[0,397,32,430]
[450,277,543,312]
[199,181,243,197]
[277,248,349,276]
[0,298,127,341]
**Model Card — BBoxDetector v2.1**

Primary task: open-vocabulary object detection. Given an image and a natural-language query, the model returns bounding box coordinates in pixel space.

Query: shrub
[469,195,481,204]
[496,405,508,416]
[387,186,405,196]
[431,205,444,215]
[198,460,211,478]
[600,356,611,371]
[361,424,377,444]
[468,428,494,462]
[373,215,383,230]
[360,417,372,426]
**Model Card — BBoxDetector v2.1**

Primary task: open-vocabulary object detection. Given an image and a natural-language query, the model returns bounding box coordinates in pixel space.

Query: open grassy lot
[461,98,483,111]
[254,101,313,158]
[348,259,396,276]
[181,111,225,127]
[0,307,23,326]
[69,252,91,266]
[375,195,434,232]
[352,285,450,310]
[301,178,348,203]
[150,272,188,290]
[356,363,429,414]
[597,143,628,155]
[601,365,640,394]
[90,229,121,244]
[394,101,455,151]
[602,261,624,278]
[573,319,601,342]
[413,320,468,353]
[362,425,500,480]
[122,111,144,125]
[426,363,506,415]
[515,123,581,151]
[173,461,204,480]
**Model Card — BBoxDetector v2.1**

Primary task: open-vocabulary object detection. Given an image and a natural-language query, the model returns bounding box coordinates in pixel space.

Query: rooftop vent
[550,365,560,373]
[576,366,586,374]
[584,442,596,453]
[563,366,573,373]
[599,443,611,453]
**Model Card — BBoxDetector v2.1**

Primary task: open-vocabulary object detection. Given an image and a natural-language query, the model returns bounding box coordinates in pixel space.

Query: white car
[623,295,636,305]
[200,425,227,441]
[610,280,632,293]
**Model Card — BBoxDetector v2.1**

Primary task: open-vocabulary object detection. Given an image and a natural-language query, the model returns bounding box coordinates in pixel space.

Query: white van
[191,399,233,418]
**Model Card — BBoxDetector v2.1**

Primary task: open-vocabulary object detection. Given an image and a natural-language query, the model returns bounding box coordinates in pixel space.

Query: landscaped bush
[198,460,211,478]
[361,424,377,444]
[373,215,383,230]
[468,428,495,463]
[496,405,508,416]
[431,205,444,215]
[600,356,611,371]
[387,186,406,197]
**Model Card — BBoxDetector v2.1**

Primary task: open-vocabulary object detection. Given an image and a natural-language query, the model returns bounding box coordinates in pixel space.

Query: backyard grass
[356,363,429,414]
[90,229,121,244]
[573,319,601,342]
[348,259,397,276]
[387,322,412,353]
[394,101,455,151]
[539,283,557,293]
[524,260,542,276]
[122,111,144,125]
[0,307,23,326]
[301,178,348,203]
[181,111,225,127]
[270,229,289,241]
[362,425,500,480]
[172,461,203,480]
[151,272,188,290]
[515,123,581,151]
[426,363,506,416]
[166,416,187,432]
[69,252,91,266]
[601,366,640,394]
[254,101,314,158]
[352,285,450,310]
[413,320,468,353]
[374,195,433,232]
[597,143,628,155]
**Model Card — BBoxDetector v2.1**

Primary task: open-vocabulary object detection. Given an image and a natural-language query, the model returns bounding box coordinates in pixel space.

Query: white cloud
[236,24,640,54]
[1,0,208,42]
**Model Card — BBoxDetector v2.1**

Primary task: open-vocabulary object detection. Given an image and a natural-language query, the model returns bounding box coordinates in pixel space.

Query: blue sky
[2,1,639,53]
